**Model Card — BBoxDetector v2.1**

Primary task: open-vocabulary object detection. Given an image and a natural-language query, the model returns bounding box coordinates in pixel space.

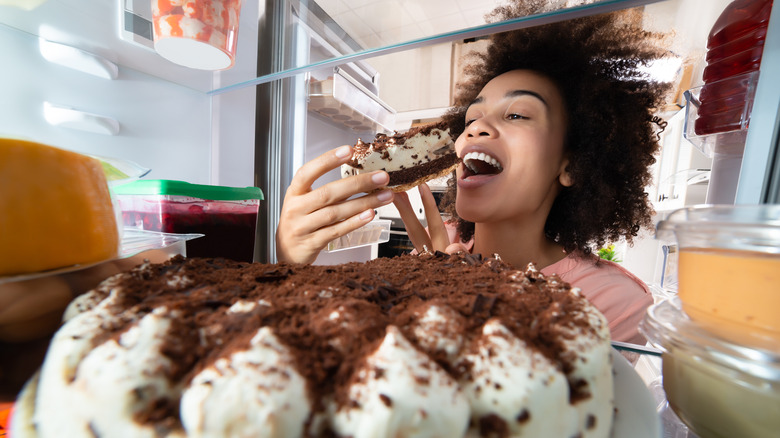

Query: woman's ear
[558,160,574,187]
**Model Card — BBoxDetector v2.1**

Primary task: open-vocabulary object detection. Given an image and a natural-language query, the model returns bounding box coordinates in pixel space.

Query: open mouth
[462,151,503,178]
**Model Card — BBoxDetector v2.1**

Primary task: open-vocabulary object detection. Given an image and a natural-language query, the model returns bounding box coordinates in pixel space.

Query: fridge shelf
[0,0,673,94]
[308,67,395,133]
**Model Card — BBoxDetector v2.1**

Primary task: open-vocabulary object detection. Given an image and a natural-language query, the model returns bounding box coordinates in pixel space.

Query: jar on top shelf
[694,0,773,138]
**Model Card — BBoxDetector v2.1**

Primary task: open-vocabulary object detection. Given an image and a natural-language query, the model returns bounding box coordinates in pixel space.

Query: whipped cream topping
[331,326,470,437]
[35,305,181,438]
[460,320,577,437]
[411,303,466,363]
[180,327,310,438]
[559,302,614,438]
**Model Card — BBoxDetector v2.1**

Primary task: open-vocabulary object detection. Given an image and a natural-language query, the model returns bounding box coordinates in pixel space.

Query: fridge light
[38,39,118,80]
[639,56,683,83]
[43,102,120,136]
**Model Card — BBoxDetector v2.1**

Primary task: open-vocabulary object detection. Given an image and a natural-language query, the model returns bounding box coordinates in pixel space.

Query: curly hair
[439,1,672,255]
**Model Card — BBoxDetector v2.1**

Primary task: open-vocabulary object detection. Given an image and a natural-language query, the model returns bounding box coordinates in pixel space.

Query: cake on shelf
[13,252,613,438]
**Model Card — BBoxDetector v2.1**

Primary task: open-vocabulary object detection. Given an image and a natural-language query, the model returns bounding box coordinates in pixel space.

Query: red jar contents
[695,0,773,136]
[121,204,258,262]
[115,180,263,263]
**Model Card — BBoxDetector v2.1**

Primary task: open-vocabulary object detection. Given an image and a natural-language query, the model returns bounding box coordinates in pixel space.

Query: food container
[640,298,780,438]
[655,204,780,343]
[114,180,263,262]
[324,219,390,252]
[151,0,242,70]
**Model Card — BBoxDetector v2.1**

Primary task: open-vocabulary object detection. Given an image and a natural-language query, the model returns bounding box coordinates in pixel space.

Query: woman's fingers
[296,171,391,216]
[393,192,431,252]
[418,184,450,251]
[287,145,353,196]
[282,173,392,245]
[277,152,393,264]
[277,201,384,264]
[445,242,470,254]
[306,187,392,229]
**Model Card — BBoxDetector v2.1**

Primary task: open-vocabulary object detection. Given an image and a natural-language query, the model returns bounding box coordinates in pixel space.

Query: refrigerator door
[735,1,780,204]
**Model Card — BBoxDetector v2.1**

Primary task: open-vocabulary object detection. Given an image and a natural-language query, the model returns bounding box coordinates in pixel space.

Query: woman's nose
[466,118,496,138]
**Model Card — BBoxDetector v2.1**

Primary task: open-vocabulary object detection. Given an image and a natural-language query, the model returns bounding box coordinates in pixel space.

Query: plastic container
[655,204,780,343]
[114,180,263,262]
[641,299,780,438]
[151,0,243,70]
[324,219,391,252]
[694,0,773,136]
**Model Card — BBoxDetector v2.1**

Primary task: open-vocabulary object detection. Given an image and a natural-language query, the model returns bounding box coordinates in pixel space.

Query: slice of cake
[14,252,614,438]
[341,121,460,192]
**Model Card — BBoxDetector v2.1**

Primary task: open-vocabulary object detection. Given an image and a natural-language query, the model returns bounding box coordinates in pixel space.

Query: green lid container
[113,179,263,201]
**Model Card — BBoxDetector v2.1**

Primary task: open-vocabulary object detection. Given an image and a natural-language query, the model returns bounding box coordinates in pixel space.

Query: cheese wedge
[0,139,119,276]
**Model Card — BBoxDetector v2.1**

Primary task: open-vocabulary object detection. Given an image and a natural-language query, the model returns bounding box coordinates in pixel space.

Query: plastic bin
[324,219,391,252]
[113,180,263,262]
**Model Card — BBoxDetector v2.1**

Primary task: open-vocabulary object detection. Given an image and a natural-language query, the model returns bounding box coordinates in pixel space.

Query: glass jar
[655,204,780,343]
[641,298,780,438]
[695,0,774,136]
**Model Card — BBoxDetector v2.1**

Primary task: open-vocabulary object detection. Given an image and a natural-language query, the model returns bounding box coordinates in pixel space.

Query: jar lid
[656,204,780,252]
[640,298,780,382]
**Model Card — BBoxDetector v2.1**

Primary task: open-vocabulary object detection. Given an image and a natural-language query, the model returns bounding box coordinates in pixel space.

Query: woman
[276,3,671,344]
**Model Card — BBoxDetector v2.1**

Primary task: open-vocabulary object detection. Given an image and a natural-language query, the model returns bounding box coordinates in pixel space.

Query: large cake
[341,121,460,192]
[12,252,614,438]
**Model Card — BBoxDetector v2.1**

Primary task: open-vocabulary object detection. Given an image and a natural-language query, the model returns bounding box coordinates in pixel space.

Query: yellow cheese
[0,138,119,276]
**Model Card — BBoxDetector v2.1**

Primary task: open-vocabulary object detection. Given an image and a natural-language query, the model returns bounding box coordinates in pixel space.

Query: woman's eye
[464,118,476,127]
[507,113,528,120]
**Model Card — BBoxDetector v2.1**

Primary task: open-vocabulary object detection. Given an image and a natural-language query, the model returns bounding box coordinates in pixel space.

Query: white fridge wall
[210,88,256,188]
[0,23,213,184]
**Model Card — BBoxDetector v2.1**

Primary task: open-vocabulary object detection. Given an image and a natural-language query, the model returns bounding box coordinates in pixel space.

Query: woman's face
[454,69,571,225]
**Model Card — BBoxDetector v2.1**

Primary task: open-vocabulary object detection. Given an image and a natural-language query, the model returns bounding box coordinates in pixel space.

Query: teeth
[463,151,502,173]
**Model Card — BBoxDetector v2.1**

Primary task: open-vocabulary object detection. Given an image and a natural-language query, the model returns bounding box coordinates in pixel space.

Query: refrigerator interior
[281,0,780,278]
[1,0,778,269]
[0,0,260,188]
[1,1,778,434]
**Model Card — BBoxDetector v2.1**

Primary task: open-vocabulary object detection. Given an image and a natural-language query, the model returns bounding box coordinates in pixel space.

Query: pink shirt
[442,224,652,344]
[540,253,653,344]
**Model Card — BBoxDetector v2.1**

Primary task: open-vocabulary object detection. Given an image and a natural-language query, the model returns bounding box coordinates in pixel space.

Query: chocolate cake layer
[386,153,460,186]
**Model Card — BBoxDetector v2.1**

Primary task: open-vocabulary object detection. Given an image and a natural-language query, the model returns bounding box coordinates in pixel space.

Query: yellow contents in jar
[678,248,780,339]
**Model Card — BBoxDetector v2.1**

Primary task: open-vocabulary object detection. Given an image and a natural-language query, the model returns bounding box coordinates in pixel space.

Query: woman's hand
[393,184,468,254]
[276,145,395,264]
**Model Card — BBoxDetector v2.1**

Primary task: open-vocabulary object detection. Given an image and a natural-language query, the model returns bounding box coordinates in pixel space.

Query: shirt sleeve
[545,257,654,345]
[587,277,654,344]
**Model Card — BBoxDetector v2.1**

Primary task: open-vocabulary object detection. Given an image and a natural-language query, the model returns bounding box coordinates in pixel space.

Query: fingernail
[335,145,352,158]
[359,209,373,220]
[376,190,393,202]
[371,172,389,184]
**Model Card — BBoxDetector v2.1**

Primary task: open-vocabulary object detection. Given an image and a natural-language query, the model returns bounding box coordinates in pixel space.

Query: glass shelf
[0,0,665,95]
[215,0,665,94]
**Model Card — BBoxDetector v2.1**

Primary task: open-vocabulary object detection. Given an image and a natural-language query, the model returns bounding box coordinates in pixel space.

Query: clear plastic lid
[640,298,780,383]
